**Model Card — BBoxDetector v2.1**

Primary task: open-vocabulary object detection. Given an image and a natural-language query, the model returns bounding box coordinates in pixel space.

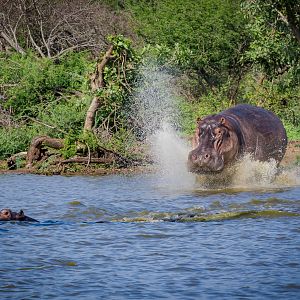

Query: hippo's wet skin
[188,104,287,174]
[0,208,39,222]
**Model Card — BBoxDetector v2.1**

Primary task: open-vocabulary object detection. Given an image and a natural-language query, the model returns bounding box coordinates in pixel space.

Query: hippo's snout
[187,149,224,173]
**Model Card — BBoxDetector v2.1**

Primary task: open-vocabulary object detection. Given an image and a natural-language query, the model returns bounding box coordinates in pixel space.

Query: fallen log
[26,136,64,168]
[25,135,135,169]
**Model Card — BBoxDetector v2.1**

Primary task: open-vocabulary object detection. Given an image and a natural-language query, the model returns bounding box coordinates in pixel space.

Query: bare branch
[0,0,137,57]
[27,24,45,57]
[275,9,289,26]
[52,42,97,59]
[0,31,25,54]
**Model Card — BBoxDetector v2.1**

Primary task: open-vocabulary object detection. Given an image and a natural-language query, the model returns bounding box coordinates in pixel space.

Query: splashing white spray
[131,63,195,189]
[150,123,195,188]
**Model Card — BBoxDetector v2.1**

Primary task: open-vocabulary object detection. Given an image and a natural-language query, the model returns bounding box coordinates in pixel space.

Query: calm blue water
[0,174,300,299]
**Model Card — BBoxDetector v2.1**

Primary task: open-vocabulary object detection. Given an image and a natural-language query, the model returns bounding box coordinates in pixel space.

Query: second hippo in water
[187,104,287,174]
[0,208,39,222]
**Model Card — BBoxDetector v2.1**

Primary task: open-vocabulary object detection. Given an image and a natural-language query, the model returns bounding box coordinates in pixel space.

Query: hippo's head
[0,208,14,220]
[187,116,239,174]
[0,208,34,221]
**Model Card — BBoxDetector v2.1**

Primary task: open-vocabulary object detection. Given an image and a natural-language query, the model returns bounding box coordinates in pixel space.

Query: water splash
[130,63,195,189]
[130,63,300,191]
[150,123,195,189]
[130,63,178,137]
[232,154,278,187]
[195,154,300,190]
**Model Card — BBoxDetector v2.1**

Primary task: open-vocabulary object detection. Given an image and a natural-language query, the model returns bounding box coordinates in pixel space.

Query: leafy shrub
[0,126,37,159]
[0,51,92,116]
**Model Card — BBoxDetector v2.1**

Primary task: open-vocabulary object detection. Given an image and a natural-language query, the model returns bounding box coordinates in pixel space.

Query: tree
[242,0,300,78]
[0,0,136,58]
[125,0,249,93]
[25,36,141,169]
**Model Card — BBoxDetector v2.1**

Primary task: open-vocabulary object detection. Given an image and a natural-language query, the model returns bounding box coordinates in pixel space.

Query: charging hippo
[0,208,39,222]
[187,104,287,174]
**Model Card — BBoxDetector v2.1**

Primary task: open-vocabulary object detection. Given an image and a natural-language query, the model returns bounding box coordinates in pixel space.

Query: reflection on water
[0,173,300,299]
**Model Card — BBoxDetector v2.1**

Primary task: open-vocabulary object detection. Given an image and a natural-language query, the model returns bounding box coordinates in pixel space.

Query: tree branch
[0,31,25,54]
[277,5,300,45]
[84,45,114,131]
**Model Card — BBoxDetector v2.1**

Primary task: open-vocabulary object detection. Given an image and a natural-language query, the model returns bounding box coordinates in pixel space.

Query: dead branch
[91,45,114,91]
[0,31,25,54]
[0,0,137,57]
[23,116,67,134]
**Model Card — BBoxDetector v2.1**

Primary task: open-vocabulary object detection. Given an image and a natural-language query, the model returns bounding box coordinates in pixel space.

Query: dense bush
[0,51,92,116]
[124,0,300,140]
[126,0,248,90]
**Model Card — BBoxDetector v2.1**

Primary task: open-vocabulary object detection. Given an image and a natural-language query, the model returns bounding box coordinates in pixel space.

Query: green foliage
[96,127,141,158]
[238,1,300,139]
[0,35,143,161]
[60,134,78,159]
[79,131,100,153]
[36,96,90,137]
[94,35,141,132]
[241,0,300,80]
[0,126,37,159]
[283,122,300,141]
[126,0,248,87]
[178,93,229,136]
[239,76,300,125]
[0,51,93,116]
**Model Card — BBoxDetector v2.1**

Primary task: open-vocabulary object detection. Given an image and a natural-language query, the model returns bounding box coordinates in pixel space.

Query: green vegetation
[0,51,92,158]
[0,0,299,170]
[124,0,300,139]
[127,0,247,88]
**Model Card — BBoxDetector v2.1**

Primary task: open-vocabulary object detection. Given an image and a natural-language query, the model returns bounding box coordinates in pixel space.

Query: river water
[1,171,300,299]
[1,66,300,298]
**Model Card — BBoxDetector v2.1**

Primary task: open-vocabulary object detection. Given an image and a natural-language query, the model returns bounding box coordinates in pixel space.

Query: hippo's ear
[219,116,230,128]
[220,117,226,125]
[19,210,24,217]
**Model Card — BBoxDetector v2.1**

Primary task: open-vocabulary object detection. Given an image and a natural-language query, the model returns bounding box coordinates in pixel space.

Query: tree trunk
[285,3,300,46]
[83,45,114,131]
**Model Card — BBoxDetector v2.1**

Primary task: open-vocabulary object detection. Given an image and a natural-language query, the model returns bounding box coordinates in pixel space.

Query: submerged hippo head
[0,208,15,220]
[0,208,38,222]
[187,116,239,174]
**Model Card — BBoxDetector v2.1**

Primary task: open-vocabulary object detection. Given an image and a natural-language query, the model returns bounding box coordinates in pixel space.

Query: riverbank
[280,141,300,167]
[0,141,299,176]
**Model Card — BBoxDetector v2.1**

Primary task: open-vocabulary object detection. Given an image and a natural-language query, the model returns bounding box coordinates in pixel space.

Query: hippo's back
[221,104,287,162]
